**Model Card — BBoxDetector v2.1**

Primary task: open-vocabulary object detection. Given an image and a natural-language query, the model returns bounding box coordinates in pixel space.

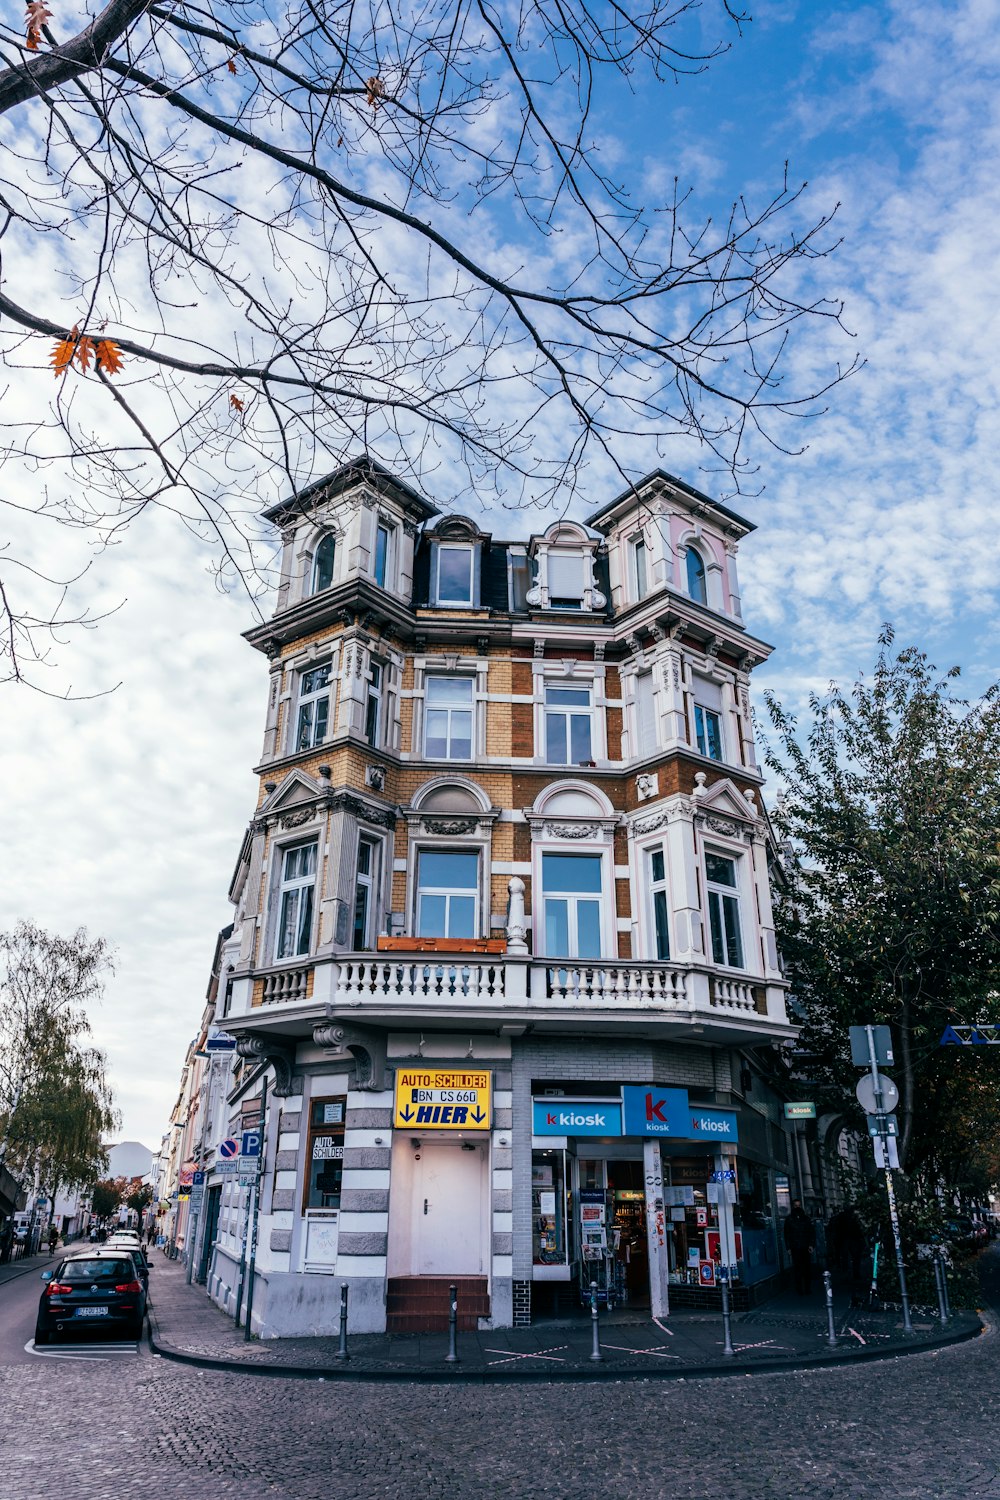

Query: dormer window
[310,534,336,595]
[547,550,585,608]
[685,545,707,605]
[433,543,476,606]
[526,521,606,613]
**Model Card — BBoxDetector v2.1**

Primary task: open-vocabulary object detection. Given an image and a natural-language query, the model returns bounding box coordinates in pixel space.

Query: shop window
[353,836,380,949]
[542,852,603,959]
[647,846,670,960]
[705,851,745,968]
[310,534,336,594]
[304,1097,346,1209]
[545,684,593,764]
[424,676,474,760]
[295,662,332,751]
[416,849,479,939]
[274,842,317,960]
[532,1152,568,1266]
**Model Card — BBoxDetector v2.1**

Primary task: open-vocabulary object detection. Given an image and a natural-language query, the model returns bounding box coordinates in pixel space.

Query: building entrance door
[412,1140,487,1275]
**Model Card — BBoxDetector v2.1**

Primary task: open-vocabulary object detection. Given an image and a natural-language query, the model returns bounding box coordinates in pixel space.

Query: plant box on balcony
[376,936,507,955]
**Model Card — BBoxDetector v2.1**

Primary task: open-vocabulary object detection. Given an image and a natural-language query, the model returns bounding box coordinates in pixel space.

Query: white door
[413,1142,486,1275]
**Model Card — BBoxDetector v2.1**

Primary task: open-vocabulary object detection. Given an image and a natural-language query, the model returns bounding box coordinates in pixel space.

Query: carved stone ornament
[543,821,599,839]
[331,791,397,829]
[633,810,669,836]
[235,1034,296,1097]
[312,1022,387,1091]
[701,814,741,838]
[635,772,659,803]
[366,764,387,792]
[423,817,478,836]
[280,806,314,829]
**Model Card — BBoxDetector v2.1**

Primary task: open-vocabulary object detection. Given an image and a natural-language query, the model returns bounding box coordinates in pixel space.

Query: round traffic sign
[218,1137,240,1159]
[856,1073,899,1114]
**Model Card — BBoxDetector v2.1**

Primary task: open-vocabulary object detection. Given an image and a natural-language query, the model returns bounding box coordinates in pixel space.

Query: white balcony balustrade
[543,961,688,1009]
[337,957,505,1005]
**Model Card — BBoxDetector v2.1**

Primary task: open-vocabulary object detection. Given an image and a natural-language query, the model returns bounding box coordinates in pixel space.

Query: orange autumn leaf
[365,76,384,110]
[25,0,52,49]
[229,393,245,412]
[95,339,124,374]
[227,57,238,73]
[51,326,79,377]
[75,334,94,373]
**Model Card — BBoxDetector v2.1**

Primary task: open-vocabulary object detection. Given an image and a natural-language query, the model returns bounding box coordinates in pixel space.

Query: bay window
[353,836,380,949]
[296,663,332,751]
[365,661,383,747]
[647,846,671,959]
[275,842,317,960]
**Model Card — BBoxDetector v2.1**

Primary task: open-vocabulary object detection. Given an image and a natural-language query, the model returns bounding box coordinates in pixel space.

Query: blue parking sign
[241,1129,261,1157]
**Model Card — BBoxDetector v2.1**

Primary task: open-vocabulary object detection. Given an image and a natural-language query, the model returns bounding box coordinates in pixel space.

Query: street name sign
[856,1073,899,1114]
[784,1102,816,1120]
[217,1160,240,1176]
[393,1069,492,1129]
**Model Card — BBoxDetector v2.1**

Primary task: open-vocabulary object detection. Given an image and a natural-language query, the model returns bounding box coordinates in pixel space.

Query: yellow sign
[393,1069,492,1130]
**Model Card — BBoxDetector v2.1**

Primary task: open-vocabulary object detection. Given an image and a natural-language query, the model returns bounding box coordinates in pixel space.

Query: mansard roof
[262,456,439,526]
[585,468,755,537]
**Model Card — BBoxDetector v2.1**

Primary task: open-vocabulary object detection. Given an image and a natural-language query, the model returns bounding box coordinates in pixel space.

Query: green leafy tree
[764,630,1000,1184]
[126,1182,154,1219]
[0,922,119,1201]
[91,1177,130,1220]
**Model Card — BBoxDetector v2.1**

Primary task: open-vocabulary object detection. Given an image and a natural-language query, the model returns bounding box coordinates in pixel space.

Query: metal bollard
[822,1269,838,1348]
[719,1269,735,1357]
[589,1280,604,1362]
[939,1251,952,1322]
[337,1282,350,1360]
[444,1283,460,1363]
[932,1254,948,1324]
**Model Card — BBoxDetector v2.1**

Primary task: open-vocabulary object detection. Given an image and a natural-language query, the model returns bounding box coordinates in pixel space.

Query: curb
[146,1304,984,1385]
[0,1253,54,1287]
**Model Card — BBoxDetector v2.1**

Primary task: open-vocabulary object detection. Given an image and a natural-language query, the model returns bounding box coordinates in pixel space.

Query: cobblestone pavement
[0,1255,996,1500]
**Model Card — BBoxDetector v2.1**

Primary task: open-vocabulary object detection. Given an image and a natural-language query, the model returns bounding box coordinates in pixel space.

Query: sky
[3,0,1000,1147]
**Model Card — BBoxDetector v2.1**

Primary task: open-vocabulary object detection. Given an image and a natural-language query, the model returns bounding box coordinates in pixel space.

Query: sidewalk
[0,1248,55,1286]
[146,1258,983,1383]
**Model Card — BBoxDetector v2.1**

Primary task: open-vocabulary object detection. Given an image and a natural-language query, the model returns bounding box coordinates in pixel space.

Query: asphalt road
[1,1252,999,1500]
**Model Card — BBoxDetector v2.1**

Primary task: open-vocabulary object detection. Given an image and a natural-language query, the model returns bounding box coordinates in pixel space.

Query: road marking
[601,1342,680,1359]
[25,1339,140,1362]
[484,1344,568,1365]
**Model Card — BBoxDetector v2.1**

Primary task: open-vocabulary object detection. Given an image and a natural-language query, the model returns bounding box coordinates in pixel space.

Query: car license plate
[76,1306,109,1317]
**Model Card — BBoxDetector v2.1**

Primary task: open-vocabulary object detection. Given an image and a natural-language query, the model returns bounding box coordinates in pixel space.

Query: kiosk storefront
[530,1086,742,1313]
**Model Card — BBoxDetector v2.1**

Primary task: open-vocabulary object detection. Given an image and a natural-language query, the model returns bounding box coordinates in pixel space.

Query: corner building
[212,459,798,1335]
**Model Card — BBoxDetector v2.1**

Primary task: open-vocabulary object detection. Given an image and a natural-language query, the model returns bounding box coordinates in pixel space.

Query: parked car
[34,1252,146,1344]
[72,1239,151,1289]
[942,1216,985,1254]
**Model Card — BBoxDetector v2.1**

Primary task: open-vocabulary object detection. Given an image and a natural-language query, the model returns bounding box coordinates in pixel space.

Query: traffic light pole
[866,1025,912,1333]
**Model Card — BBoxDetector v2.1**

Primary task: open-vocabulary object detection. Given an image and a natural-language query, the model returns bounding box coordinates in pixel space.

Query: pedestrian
[840,1207,868,1305]
[783,1200,815,1295]
[47,1226,58,1254]
[146,1224,155,1248]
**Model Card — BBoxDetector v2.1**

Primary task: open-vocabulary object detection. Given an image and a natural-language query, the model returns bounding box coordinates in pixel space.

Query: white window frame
[414,847,481,940]
[537,847,610,960]
[544,682,594,766]
[432,543,477,607]
[694,702,724,761]
[631,534,648,602]
[373,520,394,590]
[273,841,318,961]
[704,849,746,970]
[353,834,382,950]
[646,844,671,960]
[294,662,332,752]
[310,534,337,595]
[423,674,475,761]
[365,660,383,748]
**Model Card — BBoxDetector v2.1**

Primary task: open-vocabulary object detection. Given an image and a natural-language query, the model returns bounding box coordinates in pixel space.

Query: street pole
[243,1074,267,1341]
[866,1025,912,1334]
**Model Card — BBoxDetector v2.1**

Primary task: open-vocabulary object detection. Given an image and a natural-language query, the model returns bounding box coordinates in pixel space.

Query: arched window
[311,534,336,594]
[685,545,707,605]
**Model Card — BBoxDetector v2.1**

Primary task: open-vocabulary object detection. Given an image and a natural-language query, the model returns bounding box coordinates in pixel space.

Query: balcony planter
[376,936,507,955]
